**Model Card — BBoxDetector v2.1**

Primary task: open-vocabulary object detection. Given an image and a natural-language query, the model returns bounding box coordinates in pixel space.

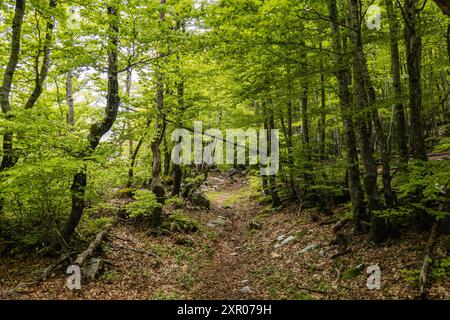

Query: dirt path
[1,173,449,300]
[191,177,253,299]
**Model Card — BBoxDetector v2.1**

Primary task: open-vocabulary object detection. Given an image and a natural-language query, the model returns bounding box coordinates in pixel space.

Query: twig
[331,248,351,260]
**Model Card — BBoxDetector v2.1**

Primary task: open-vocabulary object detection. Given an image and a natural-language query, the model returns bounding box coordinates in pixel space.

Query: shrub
[125,189,162,219]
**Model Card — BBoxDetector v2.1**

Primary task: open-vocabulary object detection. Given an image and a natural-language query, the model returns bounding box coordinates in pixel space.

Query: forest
[0,0,449,301]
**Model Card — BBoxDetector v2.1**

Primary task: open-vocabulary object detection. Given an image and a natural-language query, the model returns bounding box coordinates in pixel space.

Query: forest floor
[0,172,449,300]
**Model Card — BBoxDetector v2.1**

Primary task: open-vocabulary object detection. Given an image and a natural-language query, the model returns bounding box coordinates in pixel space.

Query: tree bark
[171,18,186,197]
[66,71,75,125]
[385,0,409,162]
[349,0,382,213]
[319,43,327,160]
[150,0,167,226]
[61,5,120,241]
[0,0,27,172]
[262,101,281,207]
[404,0,428,161]
[328,0,367,232]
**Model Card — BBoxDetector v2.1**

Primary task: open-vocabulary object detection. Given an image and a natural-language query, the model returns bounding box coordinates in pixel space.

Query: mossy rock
[341,264,365,280]
[160,211,198,234]
[248,213,270,230]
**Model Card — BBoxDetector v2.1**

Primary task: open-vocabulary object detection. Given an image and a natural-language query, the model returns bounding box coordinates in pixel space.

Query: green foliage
[431,257,450,281]
[166,196,185,209]
[125,189,162,219]
[396,160,450,220]
[341,264,365,280]
[400,269,421,286]
[160,210,199,234]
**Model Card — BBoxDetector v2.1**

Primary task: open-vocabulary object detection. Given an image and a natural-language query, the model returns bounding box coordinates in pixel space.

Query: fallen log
[333,219,349,233]
[74,228,110,267]
[39,251,77,281]
[419,222,439,299]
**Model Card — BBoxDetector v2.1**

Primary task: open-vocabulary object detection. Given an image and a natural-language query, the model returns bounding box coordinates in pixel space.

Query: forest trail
[190,174,254,299]
[1,172,449,300]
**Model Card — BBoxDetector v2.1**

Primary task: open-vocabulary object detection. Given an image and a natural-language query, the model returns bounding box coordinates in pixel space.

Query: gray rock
[240,286,253,294]
[207,216,230,228]
[274,235,296,248]
[81,258,103,281]
[296,243,320,255]
[191,190,210,209]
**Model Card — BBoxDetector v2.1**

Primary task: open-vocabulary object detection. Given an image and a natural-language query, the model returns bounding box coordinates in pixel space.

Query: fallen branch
[333,219,350,233]
[74,228,111,267]
[39,251,77,281]
[419,222,439,299]
[0,251,77,298]
[0,281,37,298]
[331,248,351,259]
[319,216,339,226]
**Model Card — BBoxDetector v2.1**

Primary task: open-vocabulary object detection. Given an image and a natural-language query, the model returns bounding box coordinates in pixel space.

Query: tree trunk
[349,0,381,212]
[150,0,167,226]
[171,19,186,197]
[328,0,367,232]
[163,137,171,176]
[126,135,145,188]
[61,5,120,242]
[319,43,327,160]
[66,71,75,125]
[0,0,26,172]
[61,170,87,241]
[404,0,427,161]
[385,0,409,162]
[262,101,281,207]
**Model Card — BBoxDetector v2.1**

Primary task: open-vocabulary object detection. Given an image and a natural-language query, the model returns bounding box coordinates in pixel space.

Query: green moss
[341,264,365,280]
[160,210,199,234]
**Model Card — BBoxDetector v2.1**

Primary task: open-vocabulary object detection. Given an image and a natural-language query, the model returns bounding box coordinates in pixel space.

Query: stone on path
[296,243,320,255]
[274,235,296,248]
[240,286,253,294]
[207,216,230,228]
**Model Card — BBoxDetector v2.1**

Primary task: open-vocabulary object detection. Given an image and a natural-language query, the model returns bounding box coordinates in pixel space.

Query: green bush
[125,189,162,219]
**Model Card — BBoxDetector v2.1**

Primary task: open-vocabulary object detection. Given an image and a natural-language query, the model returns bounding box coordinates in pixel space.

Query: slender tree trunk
[61,5,120,241]
[0,0,27,172]
[171,19,186,197]
[262,101,281,207]
[66,71,75,126]
[150,0,167,226]
[126,134,145,188]
[163,137,171,176]
[385,0,409,161]
[171,80,184,197]
[404,0,427,161]
[350,0,389,242]
[319,44,327,160]
[349,0,381,210]
[328,0,367,232]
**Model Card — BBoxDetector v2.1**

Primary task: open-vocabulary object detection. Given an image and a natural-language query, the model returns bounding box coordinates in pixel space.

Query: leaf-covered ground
[1,173,449,300]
